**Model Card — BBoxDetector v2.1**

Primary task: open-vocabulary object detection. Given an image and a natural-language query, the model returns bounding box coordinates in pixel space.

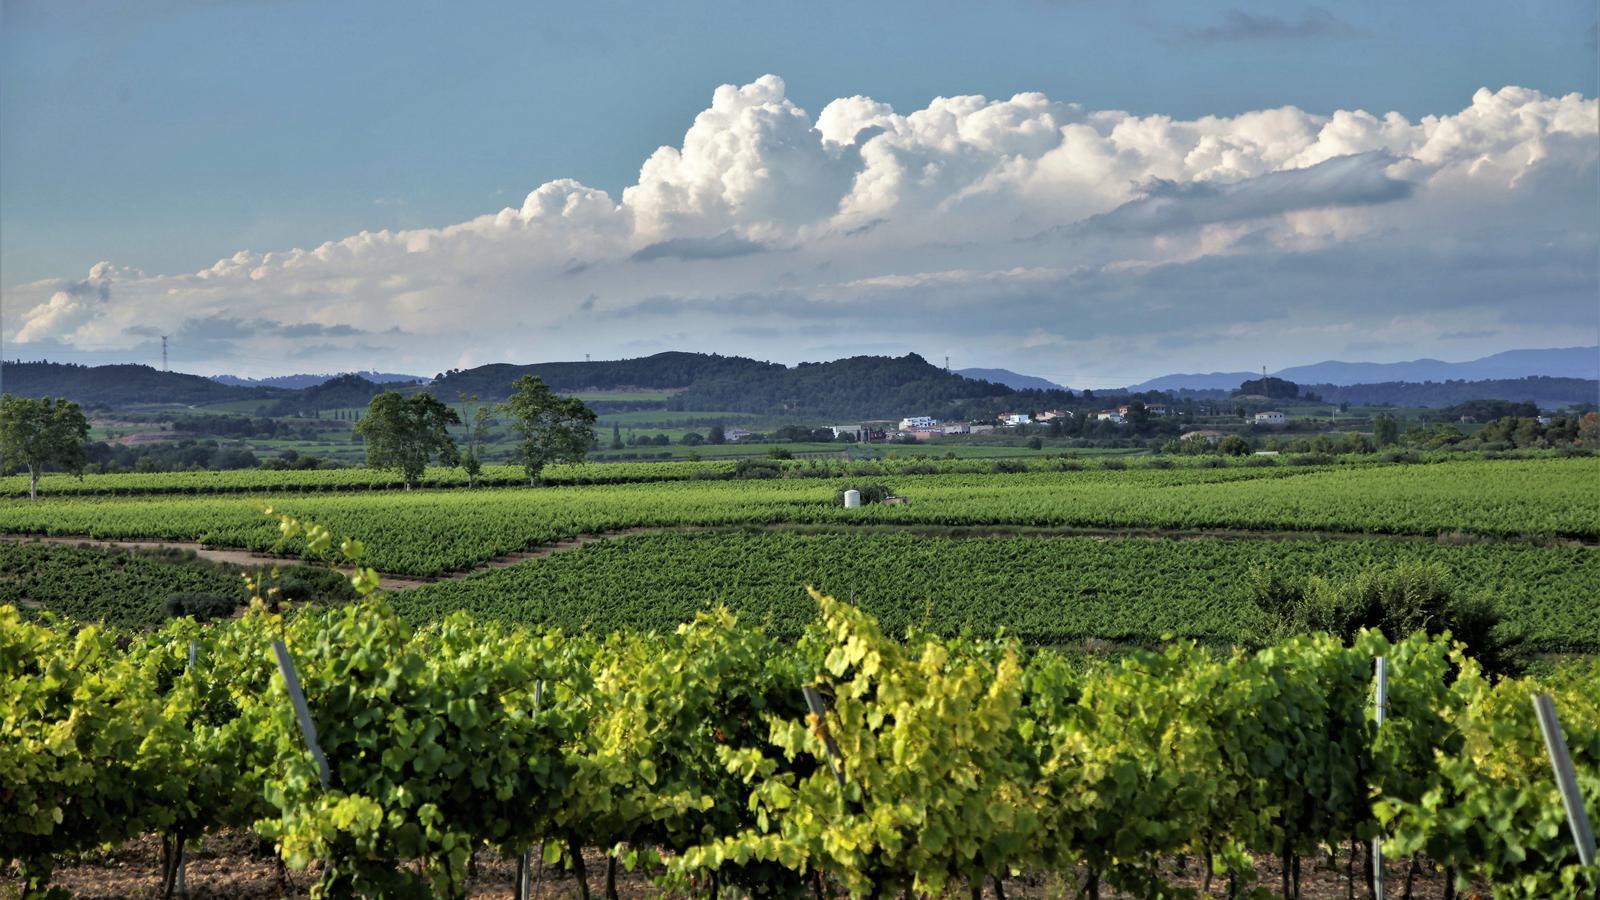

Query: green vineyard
[389,531,1600,652]
[3,594,1595,898]
[2,458,1596,577]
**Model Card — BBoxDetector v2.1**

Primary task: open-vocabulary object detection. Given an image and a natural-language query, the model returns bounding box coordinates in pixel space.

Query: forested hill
[668,353,1077,420]
[1308,377,1598,409]
[265,374,389,416]
[0,361,272,407]
[428,352,781,400]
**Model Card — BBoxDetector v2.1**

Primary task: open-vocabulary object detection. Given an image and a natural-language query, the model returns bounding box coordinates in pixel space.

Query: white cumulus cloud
[2,77,1595,382]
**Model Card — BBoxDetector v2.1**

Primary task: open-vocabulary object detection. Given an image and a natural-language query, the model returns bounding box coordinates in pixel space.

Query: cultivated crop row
[4,595,1595,898]
[390,531,1600,653]
[0,459,1594,577]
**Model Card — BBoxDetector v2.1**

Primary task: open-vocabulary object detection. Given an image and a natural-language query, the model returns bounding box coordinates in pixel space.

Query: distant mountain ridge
[1125,346,1598,392]
[211,371,425,389]
[955,368,1068,391]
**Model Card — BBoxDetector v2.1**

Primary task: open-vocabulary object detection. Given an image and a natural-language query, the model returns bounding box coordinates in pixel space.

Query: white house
[1001,413,1032,426]
[1183,429,1224,444]
[969,424,996,435]
[829,425,863,439]
[1036,409,1072,421]
[1254,411,1287,426]
[725,428,752,442]
[942,423,971,435]
[1097,411,1125,424]
[1146,403,1170,417]
[899,416,937,431]
[1536,415,1552,426]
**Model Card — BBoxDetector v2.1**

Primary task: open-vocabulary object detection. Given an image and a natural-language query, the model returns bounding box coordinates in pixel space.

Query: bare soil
[21,831,1474,899]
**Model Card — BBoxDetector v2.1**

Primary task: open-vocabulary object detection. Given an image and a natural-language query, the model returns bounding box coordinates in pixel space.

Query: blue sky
[2,0,1596,384]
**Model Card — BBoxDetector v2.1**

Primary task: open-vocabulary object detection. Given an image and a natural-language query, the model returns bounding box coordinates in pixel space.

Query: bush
[1197,456,1226,468]
[1289,453,1334,466]
[163,591,241,622]
[1247,562,1526,676]
[1147,458,1174,469]
[1100,458,1126,471]
[1377,449,1421,465]
[277,565,359,604]
[1243,456,1276,467]
[991,460,1028,474]
[732,459,782,479]
[767,448,794,460]
[835,484,894,505]
[1217,435,1252,456]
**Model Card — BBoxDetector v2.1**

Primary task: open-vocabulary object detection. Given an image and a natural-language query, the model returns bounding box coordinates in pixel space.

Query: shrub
[733,459,782,479]
[1243,456,1276,467]
[1146,458,1174,469]
[277,565,359,604]
[1100,458,1126,471]
[835,483,894,505]
[163,591,241,622]
[991,460,1028,474]
[1246,562,1526,676]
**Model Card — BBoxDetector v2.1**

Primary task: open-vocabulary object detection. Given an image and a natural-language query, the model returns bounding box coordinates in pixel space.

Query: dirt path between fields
[4,522,1587,595]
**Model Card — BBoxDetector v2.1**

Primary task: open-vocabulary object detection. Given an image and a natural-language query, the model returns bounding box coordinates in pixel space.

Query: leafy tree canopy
[352,392,460,488]
[0,394,90,499]
[499,375,598,484]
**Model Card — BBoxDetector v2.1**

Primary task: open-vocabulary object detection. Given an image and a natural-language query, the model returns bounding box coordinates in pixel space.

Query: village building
[725,428,752,442]
[1097,411,1125,424]
[899,415,937,431]
[1254,411,1287,426]
[1182,429,1225,444]
[1000,413,1032,426]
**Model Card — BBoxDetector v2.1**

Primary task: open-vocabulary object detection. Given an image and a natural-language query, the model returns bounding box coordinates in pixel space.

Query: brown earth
[21,830,1476,899]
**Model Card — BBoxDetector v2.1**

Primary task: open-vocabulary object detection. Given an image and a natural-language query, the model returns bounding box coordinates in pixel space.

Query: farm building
[899,416,937,430]
[1254,411,1287,425]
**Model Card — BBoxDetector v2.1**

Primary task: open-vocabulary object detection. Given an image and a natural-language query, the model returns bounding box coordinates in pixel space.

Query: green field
[3,458,1595,577]
[391,531,1600,652]
[0,542,248,629]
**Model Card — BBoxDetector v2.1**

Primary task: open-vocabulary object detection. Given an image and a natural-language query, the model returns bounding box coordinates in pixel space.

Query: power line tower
[161,336,170,372]
[944,355,950,373]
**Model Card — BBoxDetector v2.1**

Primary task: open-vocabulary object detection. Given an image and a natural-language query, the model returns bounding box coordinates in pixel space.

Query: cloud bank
[3,77,1596,386]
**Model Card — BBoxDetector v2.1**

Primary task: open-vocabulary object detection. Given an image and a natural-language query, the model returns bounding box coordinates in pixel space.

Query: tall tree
[0,395,90,500]
[610,424,624,450]
[499,375,597,485]
[353,392,460,489]
[1373,414,1399,448]
[456,392,493,487]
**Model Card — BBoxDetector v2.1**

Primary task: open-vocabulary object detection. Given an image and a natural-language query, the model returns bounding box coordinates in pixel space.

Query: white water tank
[843,489,862,509]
